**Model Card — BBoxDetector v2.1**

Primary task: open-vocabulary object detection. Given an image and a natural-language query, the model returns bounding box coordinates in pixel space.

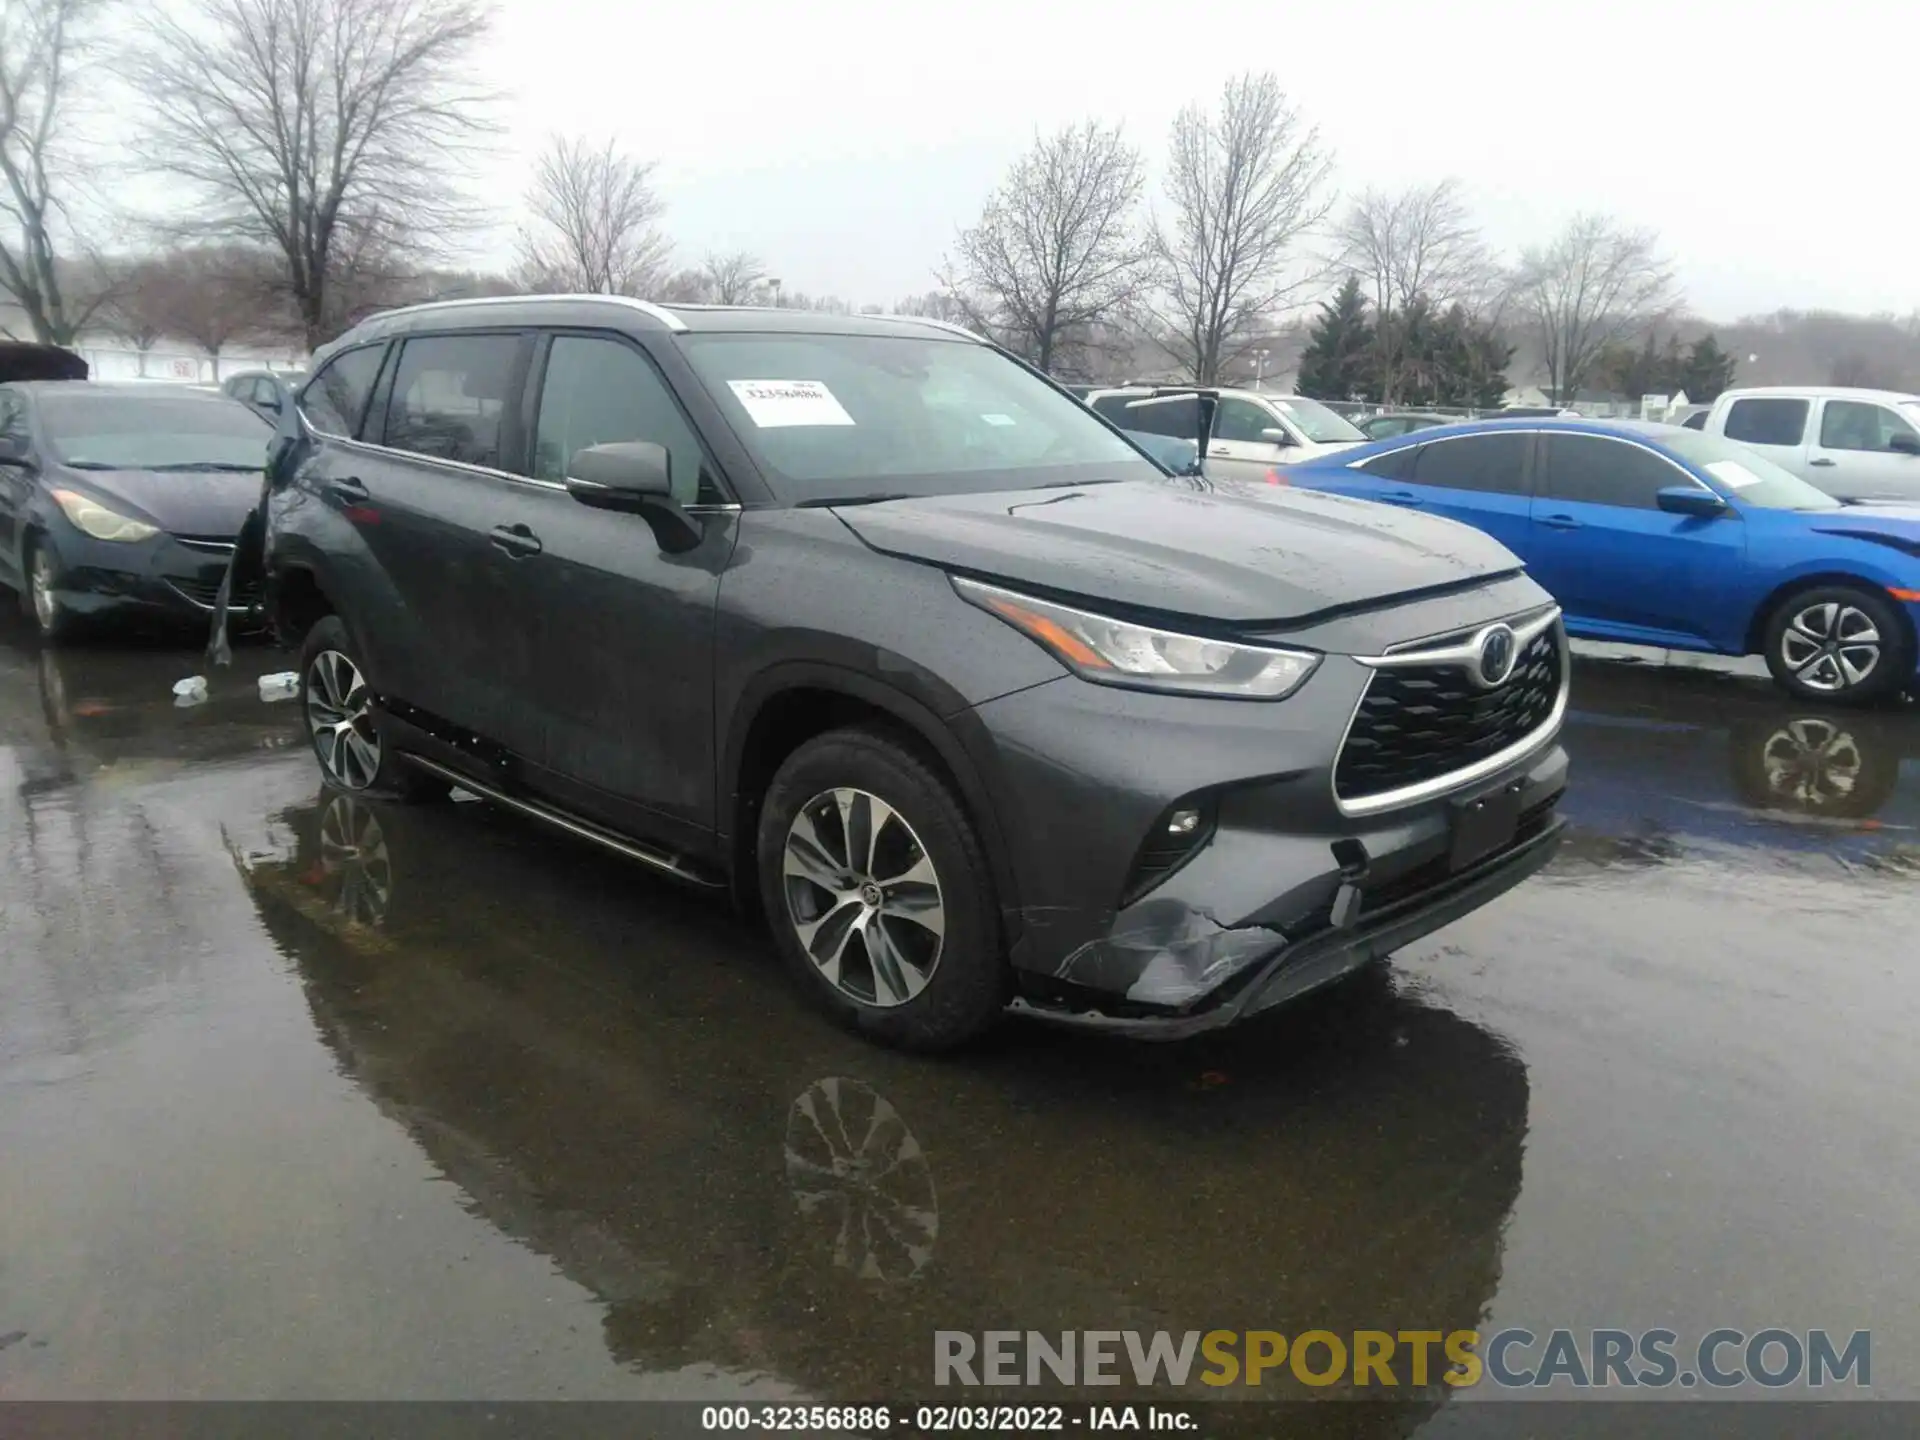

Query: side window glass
[1724,398,1808,446]
[1213,398,1277,443]
[382,334,521,470]
[1091,395,1135,428]
[1540,435,1683,509]
[300,346,388,437]
[1410,433,1529,494]
[1819,400,1918,453]
[533,334,723,504]
[1358,444,1418,481]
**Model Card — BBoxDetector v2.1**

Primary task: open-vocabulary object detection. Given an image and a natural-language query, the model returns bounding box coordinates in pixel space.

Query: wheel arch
[721,662,1021,934]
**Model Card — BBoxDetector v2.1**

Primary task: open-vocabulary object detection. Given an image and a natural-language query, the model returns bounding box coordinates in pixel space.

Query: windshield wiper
[148,461,262,472]
[795,493,914,508]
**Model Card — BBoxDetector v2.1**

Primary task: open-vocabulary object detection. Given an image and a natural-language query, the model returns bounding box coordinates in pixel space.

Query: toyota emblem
[1473,623,1518,688]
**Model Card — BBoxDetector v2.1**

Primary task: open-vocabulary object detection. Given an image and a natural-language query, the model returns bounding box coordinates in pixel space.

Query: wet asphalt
[1,613,1917,1423]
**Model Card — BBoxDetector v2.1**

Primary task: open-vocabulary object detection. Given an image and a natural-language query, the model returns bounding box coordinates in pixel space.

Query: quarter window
[380,334,522,470]
[1818,399,1920,453]
[1723,397,1809,447]
[1539,434,1688,509]
[1357,444,1419,480]
[300,345,387,437]
[1409,433,1531,494]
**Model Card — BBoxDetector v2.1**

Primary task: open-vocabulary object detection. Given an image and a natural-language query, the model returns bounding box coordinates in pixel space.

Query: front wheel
[298,616,449,801]
[22,536,77,644]
[756,726,1005,1052]
[1762,586,1912,706]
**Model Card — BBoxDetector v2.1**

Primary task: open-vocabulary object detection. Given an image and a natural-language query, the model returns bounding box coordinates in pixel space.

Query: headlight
[50,489,160,543]
[954,577,1319,699]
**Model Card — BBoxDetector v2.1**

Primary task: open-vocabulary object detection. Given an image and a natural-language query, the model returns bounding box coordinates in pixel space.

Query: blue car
[1289,418,1920,704]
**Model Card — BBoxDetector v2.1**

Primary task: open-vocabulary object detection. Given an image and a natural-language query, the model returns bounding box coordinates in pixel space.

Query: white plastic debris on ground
[172,675,208,707]
[257,672,299,702]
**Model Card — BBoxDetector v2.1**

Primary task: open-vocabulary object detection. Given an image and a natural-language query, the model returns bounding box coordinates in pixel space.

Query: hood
[1805,505,1920,557]
[832,479,1522,625]
[58,467,262,539]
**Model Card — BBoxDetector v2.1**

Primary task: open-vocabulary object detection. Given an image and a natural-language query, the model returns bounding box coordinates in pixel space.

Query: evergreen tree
[1679,335,1738,401]
[1295,276,1376,401]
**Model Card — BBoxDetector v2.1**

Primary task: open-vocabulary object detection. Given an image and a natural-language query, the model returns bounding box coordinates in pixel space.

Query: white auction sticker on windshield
[1705,460,1763,489]
[981,413,1016,427]
[727,379,855,428]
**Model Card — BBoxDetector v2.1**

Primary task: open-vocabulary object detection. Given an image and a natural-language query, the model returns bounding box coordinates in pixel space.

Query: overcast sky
[465,0,1908,320]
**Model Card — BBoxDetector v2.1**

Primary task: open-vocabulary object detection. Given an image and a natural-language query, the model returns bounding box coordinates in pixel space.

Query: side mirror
[1657,485,1729,518]
[564,441,702,552]
[1259,428,1296,447]
[1888,431,1920,456]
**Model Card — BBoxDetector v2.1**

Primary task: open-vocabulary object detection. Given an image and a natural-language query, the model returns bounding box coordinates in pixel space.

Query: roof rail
[368,293,688,333]
[868,313,986,342]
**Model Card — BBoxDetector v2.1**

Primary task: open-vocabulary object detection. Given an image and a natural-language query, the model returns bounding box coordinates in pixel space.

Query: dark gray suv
[254,295,1569,1051]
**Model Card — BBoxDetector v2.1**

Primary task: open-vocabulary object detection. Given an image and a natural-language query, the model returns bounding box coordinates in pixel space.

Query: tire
[21,534,78,644]
[1761,585,1912,706]
[756,725,1005,1052]
[297,615,449,802]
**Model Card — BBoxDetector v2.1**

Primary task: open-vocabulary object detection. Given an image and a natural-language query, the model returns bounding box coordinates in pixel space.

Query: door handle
[1538,513,1583,530]
[1380,489,1423,506]
[1809,458,1837,467]
[328,476,370,503]
[489,522,543,558]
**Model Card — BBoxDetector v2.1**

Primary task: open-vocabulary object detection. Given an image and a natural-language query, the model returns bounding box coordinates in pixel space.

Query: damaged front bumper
[1004,742,1569,1039]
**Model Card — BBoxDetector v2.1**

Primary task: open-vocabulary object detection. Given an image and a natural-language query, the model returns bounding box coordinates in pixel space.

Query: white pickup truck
[1697,386,1920,503]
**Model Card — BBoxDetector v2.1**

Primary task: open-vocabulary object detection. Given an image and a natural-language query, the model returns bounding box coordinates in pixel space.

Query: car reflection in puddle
[230,788,1529,1422]
[1555,658,1920,873]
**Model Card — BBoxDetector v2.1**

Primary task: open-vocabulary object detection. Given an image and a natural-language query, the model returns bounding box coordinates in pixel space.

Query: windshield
[38,391,270,470]
[1268,395,1366,444]
[680,334,1157,502]
[1661,429,1840,510]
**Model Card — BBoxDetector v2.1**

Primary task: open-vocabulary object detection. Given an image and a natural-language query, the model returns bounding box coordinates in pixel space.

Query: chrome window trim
[327,435,741,511]
[1334,608,1568,818]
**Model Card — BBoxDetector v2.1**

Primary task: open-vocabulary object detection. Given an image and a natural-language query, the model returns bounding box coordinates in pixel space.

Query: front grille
[168,576,261,608]
[1334,620,1563,805]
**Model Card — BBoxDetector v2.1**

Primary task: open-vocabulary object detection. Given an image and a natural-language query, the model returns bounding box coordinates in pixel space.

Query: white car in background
[1698,385,1920,503]
[1087,385,1367,482]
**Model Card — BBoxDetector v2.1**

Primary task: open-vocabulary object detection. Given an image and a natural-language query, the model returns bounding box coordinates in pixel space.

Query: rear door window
[1356,444,1419,481]
[1724,397,1809,446]
[379,334,525,471]
[300,345,387,437]
[1409,433,1531,494]
[1539,434,1688,509]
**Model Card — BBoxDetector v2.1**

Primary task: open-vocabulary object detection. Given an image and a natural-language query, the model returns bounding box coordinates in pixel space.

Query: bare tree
[0,0,115,343]
[938,120,1150,374]
[1152,73,1333,385]
[516,135,670,297]
[1514,213,1675,403]
[129,0,493,349]
[700,249,765,304]
[1336,179,1493,403]
[104,244,277,376]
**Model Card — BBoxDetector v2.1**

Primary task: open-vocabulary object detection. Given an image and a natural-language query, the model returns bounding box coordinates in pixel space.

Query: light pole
[1254,348,1269,390]
[769,277,783,308]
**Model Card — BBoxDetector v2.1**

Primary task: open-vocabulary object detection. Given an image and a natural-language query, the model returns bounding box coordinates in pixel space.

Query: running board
[400,753,726,889]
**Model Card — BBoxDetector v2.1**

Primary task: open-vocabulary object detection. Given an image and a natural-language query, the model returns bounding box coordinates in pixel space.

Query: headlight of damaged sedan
[50,488,161,543]
[954,577,1319,699]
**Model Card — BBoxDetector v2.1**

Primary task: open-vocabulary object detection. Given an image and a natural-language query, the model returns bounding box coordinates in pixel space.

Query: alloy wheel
[29,548,57,632]
[305,649,382,789]
[1758,719,1863,813]
[1779,602,1881,693]
[782,787,945,1008]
